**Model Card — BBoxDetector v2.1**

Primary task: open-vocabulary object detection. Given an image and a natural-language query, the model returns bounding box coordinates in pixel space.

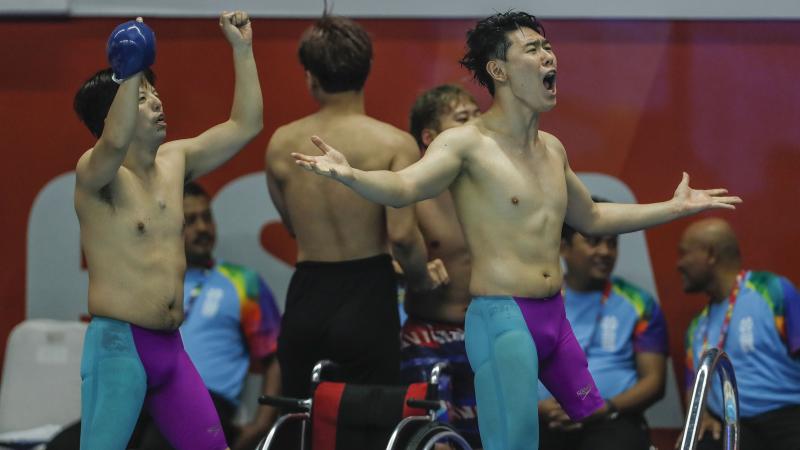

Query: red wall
[2,18,799,414]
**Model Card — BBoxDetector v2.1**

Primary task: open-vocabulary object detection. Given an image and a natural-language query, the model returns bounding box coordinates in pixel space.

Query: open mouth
[155,113,167,126]
[543,71,557,93]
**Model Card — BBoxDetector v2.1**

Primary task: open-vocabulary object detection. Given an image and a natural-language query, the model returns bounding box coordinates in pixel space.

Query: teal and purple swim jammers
[465,292,603,450]
[80,316,228,450]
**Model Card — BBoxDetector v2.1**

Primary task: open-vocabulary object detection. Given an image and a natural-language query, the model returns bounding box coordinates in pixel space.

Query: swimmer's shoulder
[426,123,485,157]
[538,130,566,155]
[265,118,313,176]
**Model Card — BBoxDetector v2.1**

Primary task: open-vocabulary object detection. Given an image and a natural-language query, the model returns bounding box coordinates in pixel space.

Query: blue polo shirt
[539,277,669,400]
[181,261,281,405]
[685,271,800,418]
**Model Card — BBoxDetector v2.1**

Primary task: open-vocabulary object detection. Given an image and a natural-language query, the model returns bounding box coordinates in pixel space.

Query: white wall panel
[5,0,800,19]
[0,0,69,15]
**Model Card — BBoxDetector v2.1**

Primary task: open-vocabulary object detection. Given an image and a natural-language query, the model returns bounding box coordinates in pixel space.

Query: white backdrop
[3,0,800,19]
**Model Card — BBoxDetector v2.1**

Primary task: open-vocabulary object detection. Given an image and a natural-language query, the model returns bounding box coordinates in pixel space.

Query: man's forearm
[230,46,263,134]
[101,75,142,150]
[392,227,430,291]
[610,375,665,414]
[252,357,280,428]
[347,169,417,208]
[581,200,683,236]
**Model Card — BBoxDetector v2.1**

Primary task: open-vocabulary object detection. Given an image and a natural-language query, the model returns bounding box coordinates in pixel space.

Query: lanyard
[564,280,613,353]
[699,270,747,355]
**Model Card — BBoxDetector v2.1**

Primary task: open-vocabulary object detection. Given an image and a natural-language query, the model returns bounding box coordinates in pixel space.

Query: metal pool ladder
[678,348,740,450]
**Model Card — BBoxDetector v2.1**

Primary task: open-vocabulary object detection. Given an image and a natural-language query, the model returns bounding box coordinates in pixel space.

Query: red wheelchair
[256,360,473,450]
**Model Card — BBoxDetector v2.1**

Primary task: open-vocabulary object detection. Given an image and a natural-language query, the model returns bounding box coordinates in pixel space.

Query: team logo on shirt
[201,288,223,317]
[600,316,618,351]
[739,316,755,353]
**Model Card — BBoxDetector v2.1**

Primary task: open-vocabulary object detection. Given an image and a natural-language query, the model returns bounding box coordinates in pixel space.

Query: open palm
[292,136,355,182]
[673,172,742,213]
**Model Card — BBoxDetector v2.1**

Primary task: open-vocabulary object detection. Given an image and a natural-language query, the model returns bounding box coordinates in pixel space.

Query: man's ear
[305,70,319,91]
[421,128,438,148]
[486,59,507,84]
[705,245,718,266]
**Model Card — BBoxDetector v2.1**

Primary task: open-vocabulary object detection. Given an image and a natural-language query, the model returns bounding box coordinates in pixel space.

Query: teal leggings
[465,297,540,450]
[80,317,228,450]
[80,318,147,450]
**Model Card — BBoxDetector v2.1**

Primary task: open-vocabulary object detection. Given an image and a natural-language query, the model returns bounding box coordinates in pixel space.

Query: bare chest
[461,146,568,217]
[120,192,183,239]
[85,172,185,239]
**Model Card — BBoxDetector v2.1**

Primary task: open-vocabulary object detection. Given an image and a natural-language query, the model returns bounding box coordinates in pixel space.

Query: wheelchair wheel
[404,422,472,450]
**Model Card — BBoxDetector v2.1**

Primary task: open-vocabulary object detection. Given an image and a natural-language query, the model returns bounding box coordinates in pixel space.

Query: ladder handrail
[679,348,740,450]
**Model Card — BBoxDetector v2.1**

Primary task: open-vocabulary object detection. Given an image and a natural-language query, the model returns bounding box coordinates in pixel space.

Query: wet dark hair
[409,84,477,149]
[183,181,209,199]
[73,67,156,138]
[298,15,372,93]
[562,196,611,243]
[459,11,546,96]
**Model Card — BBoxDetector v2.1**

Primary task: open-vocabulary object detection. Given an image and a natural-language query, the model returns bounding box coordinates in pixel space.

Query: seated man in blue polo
[139,182,282,450]
[679,218,800,450]
[537,197,669,450]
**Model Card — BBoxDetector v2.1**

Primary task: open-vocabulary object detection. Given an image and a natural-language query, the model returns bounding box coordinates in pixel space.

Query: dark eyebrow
[138,89,160,98]
[525,39,550,48]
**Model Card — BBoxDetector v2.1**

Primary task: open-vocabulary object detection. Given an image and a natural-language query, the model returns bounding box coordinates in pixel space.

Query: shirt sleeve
[779,276,800,356]
[633,295,670,355]
[240,272,281,362]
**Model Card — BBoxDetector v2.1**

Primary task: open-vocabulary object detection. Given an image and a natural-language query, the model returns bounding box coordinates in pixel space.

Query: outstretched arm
[565,165,741,236]
[176,11,263,181]
[292,125,473,208]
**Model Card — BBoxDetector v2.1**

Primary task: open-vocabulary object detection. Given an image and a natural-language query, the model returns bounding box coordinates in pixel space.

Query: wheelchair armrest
[258,395,312,412]
[256,412,310,450]
[429,362,448,386]
[311,359,339,384]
